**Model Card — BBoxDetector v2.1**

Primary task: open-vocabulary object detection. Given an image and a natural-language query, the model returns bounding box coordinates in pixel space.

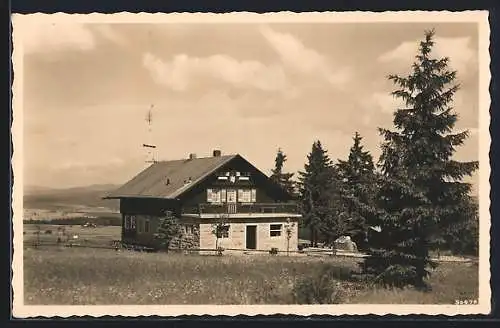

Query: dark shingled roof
[104,154,237,199]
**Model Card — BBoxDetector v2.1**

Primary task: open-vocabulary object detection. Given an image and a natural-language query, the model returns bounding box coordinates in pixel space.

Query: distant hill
[23,184,120,211]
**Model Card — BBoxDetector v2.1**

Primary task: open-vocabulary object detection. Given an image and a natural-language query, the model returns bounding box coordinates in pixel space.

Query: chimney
[213,149,221,157]
[189,153,197,160]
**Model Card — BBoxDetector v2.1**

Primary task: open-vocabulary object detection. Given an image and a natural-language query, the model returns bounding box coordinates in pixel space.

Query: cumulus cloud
[369,92,406,114]
[92,25,128,46]
[259,26,353,87]
[142,52,287,92]
[16,20,128,54]
[19,21,96,53]
[378,37,477,77]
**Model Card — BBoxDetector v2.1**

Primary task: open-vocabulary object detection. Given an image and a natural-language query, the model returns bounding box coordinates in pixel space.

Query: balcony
[181,202,301,218]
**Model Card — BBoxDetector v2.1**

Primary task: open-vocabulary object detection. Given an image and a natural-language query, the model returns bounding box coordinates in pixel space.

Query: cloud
[20,21,96,54]
[92,25,128,46]
[142,52,287,92]
[259,26,353,87]
[368,92,406,114]
[378,37,477,77]
[18,21,127,54]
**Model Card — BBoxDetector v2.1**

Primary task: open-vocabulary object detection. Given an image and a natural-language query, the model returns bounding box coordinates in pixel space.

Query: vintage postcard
[11,11,491,317]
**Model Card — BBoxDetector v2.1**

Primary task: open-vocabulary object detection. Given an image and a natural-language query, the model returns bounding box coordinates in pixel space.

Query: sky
[20,20,480,192]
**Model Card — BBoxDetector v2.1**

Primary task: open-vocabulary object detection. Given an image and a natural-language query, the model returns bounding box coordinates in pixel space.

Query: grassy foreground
[23,247,478,305]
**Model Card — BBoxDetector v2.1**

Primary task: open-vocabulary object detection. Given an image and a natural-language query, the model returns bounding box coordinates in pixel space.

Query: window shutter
[207,189,213,202]
[251,189,257,202]
[221,189,227,202]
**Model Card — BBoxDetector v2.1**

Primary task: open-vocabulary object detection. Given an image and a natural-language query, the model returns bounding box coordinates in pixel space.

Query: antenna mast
[143,104,157,165]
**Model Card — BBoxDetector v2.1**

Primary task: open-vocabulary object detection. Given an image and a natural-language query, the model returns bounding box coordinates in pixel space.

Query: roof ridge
[104,154,240,199]
[156,154,237,163]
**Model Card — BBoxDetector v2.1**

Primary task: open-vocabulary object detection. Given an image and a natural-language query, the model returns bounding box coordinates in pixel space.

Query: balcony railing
[182,202,299,215]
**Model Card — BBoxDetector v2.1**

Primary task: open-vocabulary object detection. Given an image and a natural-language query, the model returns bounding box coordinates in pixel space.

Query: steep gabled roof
[104,155,237,199]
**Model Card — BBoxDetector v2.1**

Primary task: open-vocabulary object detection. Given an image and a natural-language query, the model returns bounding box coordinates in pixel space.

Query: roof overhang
[102,195,175,200]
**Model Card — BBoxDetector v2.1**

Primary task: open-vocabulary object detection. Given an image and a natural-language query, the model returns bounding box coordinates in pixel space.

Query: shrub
[270,248,278,255]
[292,264,349,304]
[45,230,52,234]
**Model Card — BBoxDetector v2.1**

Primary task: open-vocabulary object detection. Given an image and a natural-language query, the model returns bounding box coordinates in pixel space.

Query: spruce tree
[318,165,350,252]
[154,210,182,253]
[336,132,377,251]
[364,29,479,287]
[270,148,296,197]
[298,141,335,247]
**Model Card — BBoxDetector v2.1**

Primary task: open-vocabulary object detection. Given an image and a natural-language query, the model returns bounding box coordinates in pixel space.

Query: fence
[22,239,478,263]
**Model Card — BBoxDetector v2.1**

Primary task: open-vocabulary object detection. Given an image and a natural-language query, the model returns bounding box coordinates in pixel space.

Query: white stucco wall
[199,217,299,253]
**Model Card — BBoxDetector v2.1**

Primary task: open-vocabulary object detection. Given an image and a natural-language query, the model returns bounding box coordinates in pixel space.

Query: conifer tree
[154,210,182,253]
[298,141,335,247]
[336,132,376,251]
[270,148,296,198]
[364,29,479,287]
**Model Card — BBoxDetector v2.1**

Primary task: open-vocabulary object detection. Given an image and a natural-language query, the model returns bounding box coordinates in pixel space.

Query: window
[124,215,136,230]
[185,225,195,235]
[227,190,237,203]
[216,225,230,238]
[221,189,227,203]
[137,217,142,233]
[270,224,282,237]
[251,189,257,202]
[238,189,252,203]
[207,189,221,203]
[130,216,137,230]
[144,219,150,233]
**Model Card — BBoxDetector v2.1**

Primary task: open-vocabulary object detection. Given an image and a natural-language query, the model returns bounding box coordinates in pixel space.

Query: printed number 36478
[455,299,478,305]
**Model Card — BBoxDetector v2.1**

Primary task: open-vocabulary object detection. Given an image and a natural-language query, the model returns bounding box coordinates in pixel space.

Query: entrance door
[246,225,257,250]
[227,189,237,214]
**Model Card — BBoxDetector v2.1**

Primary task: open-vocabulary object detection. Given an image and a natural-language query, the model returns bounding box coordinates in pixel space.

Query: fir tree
[364,29,479,288]
[336,132,377,251]
[154,210,183,253]
[270,148,296,197]
[318,167,350,252]
[298,141,335,247]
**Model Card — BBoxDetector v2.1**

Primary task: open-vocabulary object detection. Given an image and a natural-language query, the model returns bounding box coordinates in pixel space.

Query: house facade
[104,151,301,253]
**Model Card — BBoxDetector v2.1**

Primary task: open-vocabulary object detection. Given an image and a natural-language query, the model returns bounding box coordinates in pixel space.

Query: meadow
[22,225,479,305]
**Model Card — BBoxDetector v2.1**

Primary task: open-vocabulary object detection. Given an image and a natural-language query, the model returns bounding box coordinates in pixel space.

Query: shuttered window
[238,189,252,203]
[251,189,257,202]
[207,189,221,203]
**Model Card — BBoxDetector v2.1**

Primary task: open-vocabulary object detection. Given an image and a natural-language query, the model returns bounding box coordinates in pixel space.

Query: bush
[292,264,350,304]
[269,248,278,255]
[45,230,53,234]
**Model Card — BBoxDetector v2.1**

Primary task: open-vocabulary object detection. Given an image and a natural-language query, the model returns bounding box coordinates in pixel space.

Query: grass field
[23,224,479,305]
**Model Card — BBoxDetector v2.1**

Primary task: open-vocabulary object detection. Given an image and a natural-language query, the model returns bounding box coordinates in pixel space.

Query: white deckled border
[11,10,491,318]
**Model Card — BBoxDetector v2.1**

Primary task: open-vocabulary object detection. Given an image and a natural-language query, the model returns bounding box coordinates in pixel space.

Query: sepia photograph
[11,11,491,317]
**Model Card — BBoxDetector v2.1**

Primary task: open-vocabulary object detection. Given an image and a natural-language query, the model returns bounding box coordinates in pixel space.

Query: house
[104,150,301,253]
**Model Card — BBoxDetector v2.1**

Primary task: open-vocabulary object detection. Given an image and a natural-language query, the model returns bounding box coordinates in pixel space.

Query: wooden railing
[182,203,299,215]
